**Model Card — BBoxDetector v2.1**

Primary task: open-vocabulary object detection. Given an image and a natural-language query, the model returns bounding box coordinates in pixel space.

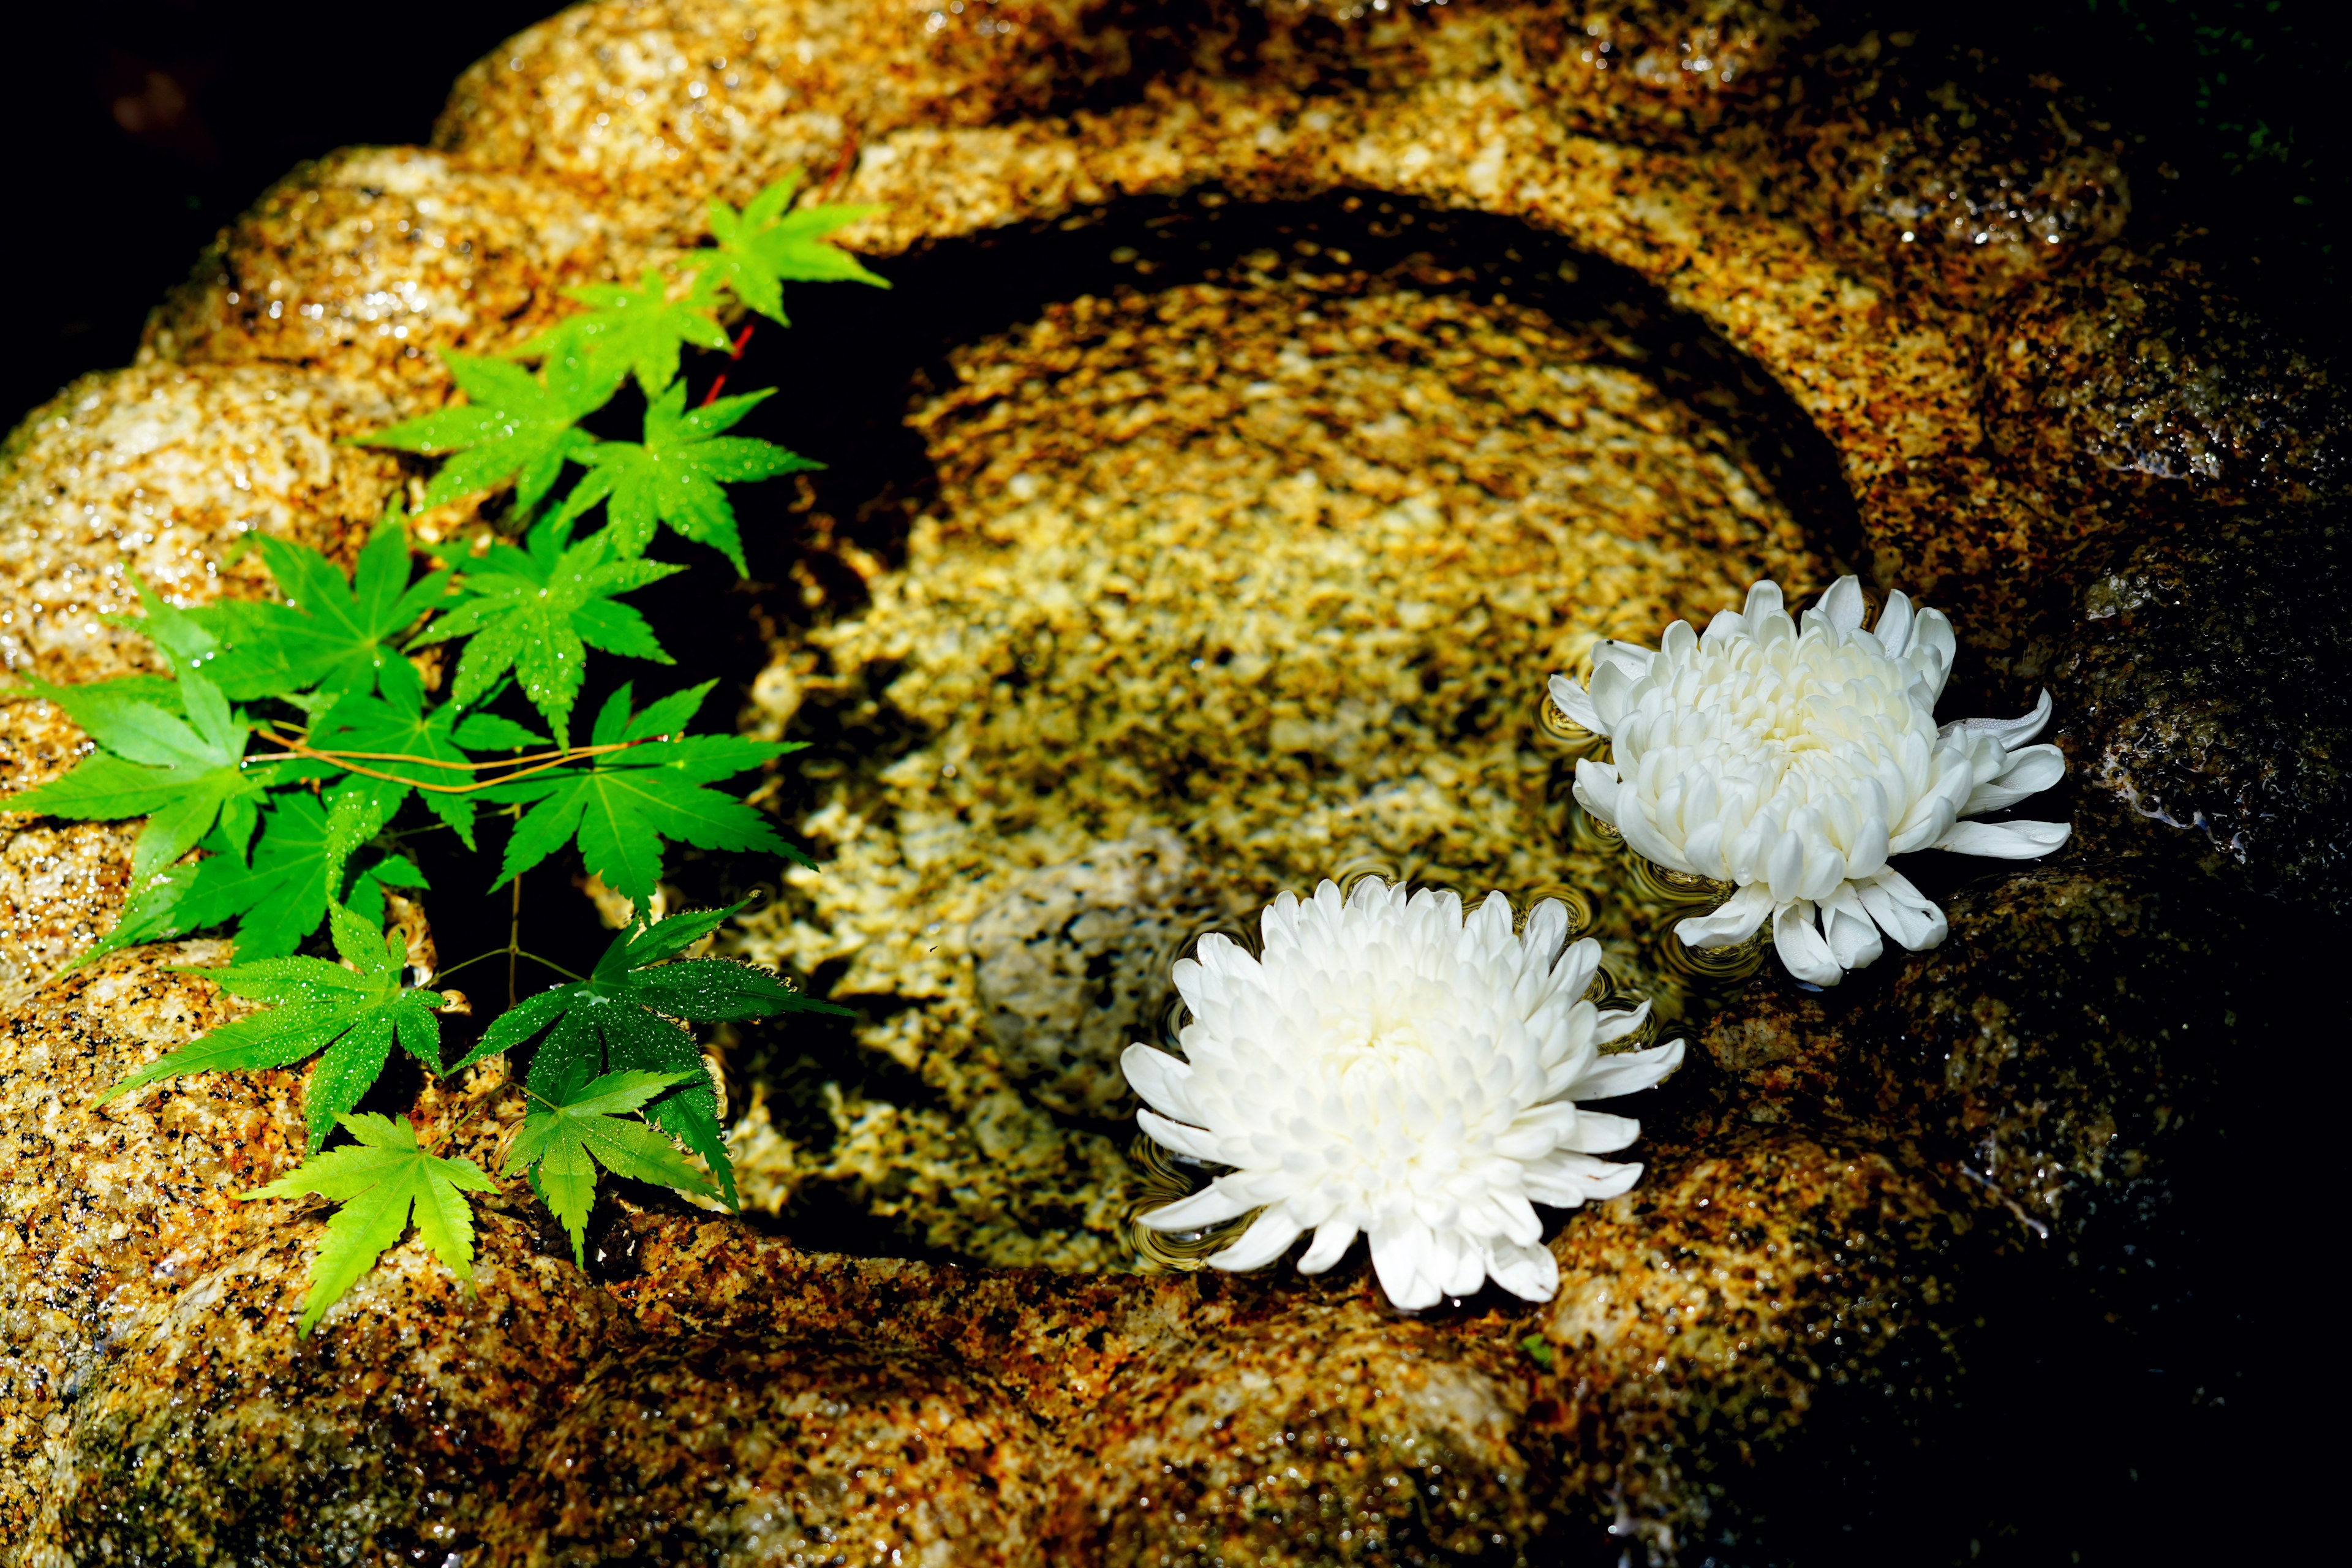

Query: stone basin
[1,2,2342,1562]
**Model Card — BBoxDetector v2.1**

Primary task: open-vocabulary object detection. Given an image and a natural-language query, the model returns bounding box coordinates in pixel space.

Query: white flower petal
[1571,1157,1643,1203]
[1589,997,1651,1044]
[1487,1242,1561,1303]
[1772,899,1844,987]
[1371,1224,1440,1310]
[1548,671,1607,736]
[1961,742,2067,816]
[1567,1038,1685,1101]
[1297,1221,1359,1274]
[1522,898,1571,971]
[1137,1179,1256,1233]
[1128,878,1670,1310]
[1561,1108,1642,1153]
[1548,935,1604,999]
[1137,1107,1225,1163]
[1121,1043,1201,1122]
[1676,882,1775,948]
[1592,639,1655,680]
[1909,609,1958,695]
[1558,576,2068,985]
[1934,819,2073,859]
[1210,1208,1306,1272]
[1525,1151,1634,1207]
[1589,660,1639,729]
[1438,1233,1487,1298]
[1810,575,1866,636]
[1819,885,1885,970]
[1875,590,1915,656]
[1856,868,1948,951]
[1940,687,2054,752]
[1572,756,1622,823]
[1495,1191,1545,1247]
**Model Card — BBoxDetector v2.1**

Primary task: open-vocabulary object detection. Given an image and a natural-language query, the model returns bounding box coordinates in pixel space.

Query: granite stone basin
[1,2,2340,1562]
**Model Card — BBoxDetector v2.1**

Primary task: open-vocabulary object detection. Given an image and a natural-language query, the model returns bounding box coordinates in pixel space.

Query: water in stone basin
[667,194,1825,1271]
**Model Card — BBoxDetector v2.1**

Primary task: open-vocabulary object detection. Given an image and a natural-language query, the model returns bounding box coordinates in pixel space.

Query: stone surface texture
[968,829,1208,1118]
[2040,507,2350,903]
[0,1,2332,1563]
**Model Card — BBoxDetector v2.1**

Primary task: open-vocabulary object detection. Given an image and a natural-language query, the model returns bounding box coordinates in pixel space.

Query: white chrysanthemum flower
[1122,879,1685,1311]
[1549,576,2071,988]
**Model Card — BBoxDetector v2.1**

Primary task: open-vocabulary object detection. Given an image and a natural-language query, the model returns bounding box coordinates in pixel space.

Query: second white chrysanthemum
[1124,878,1684,1311]
[1550,575,2071,987]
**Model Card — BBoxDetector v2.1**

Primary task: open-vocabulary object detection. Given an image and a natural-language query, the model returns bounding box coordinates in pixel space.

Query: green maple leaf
[190,511,450,703]
[243,1111,495,1336]
[412,522,680,742]
[556,382,820,574]
[105,576,219,676]
[173,788,423,959]
[13,669,275,960]
[457,900,848,1210]
[524,268,733,401]
[358,350,610,517]
[503,1066,715,1266]
[293,679,480,847]
[19,671,185,729]
[178,790,374,949]
[484,681,809,914]
[100,903,447,1153]
[449,710,546,751]
[705,173,890,326]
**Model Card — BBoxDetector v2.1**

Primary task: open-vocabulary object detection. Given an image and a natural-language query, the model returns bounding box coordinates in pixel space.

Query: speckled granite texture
[1,2,2338,1562]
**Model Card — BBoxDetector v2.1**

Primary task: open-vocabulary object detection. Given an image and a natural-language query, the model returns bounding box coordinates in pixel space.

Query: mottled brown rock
[47,1220,606,1566]
[1518,0,1820,146]
[141,146,649,414]
[0,363,409,683]
[518,1103,1979,1567]
[0,696,137,998]
[1065,1298,1549,1566]
[2036,508,2350,902]
[1784,29,2131,309]
[432,0,1144,233]
[0,944,288,1545]
[1985,246,2343,549]
[1698,864,2247,1251]
[477,1333,1048,1564]
[99,0,2302,652]
[1534,1113,1977,1555]
[970,830,1211,1118]
[728,264,1819,1267]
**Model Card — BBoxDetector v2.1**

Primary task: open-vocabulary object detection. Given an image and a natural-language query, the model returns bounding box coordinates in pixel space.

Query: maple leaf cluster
[8,174,882,1335]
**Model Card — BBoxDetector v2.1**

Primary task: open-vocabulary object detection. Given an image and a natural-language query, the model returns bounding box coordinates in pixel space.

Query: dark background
[1,0,2341,432]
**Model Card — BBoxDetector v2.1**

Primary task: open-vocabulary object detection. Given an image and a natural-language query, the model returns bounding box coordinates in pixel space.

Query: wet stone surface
[970,830,1210,1118]
[1986,246,2343,543]
[2040,507,2351,903]
[1698,864,2250,1254]
[477,1333,1051,1566]
[0,362,410,684]
[140,146,649,416]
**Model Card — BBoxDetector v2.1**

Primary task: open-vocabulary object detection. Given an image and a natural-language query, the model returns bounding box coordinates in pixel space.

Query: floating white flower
[1550,576,2070,987]
[1123,879,1684,1311]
